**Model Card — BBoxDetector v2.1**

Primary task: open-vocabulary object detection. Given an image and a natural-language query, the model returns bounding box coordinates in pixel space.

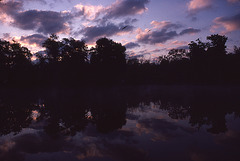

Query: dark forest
[0,34,240,88]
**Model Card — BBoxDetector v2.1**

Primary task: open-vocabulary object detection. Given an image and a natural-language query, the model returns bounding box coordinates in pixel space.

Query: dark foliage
[0,34,240,87]
[0,39,32,87]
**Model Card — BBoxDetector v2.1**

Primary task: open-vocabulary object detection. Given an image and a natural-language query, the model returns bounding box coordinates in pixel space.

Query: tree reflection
[91,101,127,133]
[0,87,240,136]
[152,87,240,134]
[0,94,34,136]
[35,89,128,136]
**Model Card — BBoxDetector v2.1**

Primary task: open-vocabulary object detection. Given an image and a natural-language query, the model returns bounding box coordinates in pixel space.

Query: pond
[0,86,240,161]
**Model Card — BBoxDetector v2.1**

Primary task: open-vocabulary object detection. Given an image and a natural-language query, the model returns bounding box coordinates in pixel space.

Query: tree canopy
[90,37,126,66]
[0,34,240,87]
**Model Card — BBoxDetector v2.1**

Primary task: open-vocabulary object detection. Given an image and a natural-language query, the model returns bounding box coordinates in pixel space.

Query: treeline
[156,35,240,84]
[0,34,240,87]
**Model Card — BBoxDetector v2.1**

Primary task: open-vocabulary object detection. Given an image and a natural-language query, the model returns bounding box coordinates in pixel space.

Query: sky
[0,0,240,60]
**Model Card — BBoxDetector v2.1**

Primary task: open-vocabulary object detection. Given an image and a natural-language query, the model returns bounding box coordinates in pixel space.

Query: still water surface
[0,86,240,161]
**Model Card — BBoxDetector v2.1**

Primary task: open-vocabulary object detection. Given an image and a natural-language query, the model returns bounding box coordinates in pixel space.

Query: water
[0,86,240,161]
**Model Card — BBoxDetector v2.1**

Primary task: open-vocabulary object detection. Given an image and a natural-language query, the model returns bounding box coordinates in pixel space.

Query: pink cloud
[151,21,181,30]
[187,0,213,13]
[171,40,188,46]
[0,0,22,23]
[74,4,104,20]
[74,0,149,21]
[212,13,240,33]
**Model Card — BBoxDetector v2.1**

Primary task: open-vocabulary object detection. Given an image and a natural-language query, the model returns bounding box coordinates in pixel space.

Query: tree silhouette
[90,37,126,66]
[61,38,88,65]
[188,38,207,61]
[1,34,240,86]
[206,34,227,56]
[89,37,126,84]
[0,39,10,69]
[42,34,61,63]
[186,35,229,84]
[167,49,188,61]
[0,39,32,85]
[0,39,32,69]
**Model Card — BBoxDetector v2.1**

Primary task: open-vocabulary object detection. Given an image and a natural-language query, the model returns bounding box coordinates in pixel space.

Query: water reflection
[0,86,240,161]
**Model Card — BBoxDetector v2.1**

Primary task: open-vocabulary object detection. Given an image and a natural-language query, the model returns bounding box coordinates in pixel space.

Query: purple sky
[0,0,240,59]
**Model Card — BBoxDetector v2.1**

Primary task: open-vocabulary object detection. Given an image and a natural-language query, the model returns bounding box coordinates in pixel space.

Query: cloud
[136,21,201,45]
[23,0,47,4]
[127,48,167,60]
[227,0,240,3]
[152,49,164,53]
[0,1,77,35]
[20,34,47,47]
[78,22,134,43]
[74,4,104,20]
[151,21,182,30]
[102,0,150,19]
[1,0,144,37]
[137,29,178,44]
[126,49,154,60]
[170,40,189,50]
[127,52,144,59]
[212,13,240,33]
[136,28,199,45]
[0,0,23,15]
[119,18,138,26]
[12,10,72,35]
[179,28,201,35]
[73,0,148,21]
[187,0,213,14]
[80,24,120,42]
[171,40,188,46]
[0,0,22,23]
[0,123,145,161]
[2,33,11,40]
[124,42,140,49]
